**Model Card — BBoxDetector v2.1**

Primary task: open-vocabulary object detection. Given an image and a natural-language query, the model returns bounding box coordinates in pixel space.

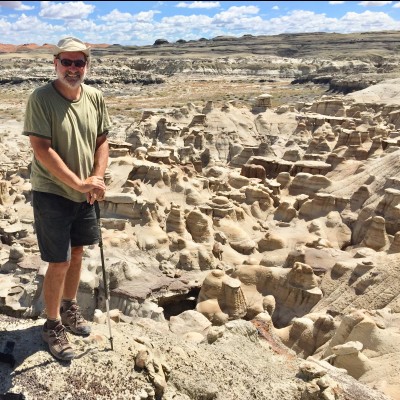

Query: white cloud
[263,10,336,34]
[2,2,400,46]
[0,13,64,44]
[94,8,400,44]
[135,10,160,22]
[329,1,345,4]
[358,1,392,6]
[272,6,279,10]
[340,9,399,30]
[392,1,400,6]
[176,1,220,9]
[100,9,159,23]
[246,9,400,36]
[144,4,262,40]
[39,1,95,20]
[213,5,259,22]
[13,13,49,31]
[76,6,400,44]
[0,1,34,10]
[160,13,212,29]
[100,9,133,22]
[0,16,11,31]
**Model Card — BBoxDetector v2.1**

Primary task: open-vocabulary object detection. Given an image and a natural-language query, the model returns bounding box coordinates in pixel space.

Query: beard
[56,68,86,89]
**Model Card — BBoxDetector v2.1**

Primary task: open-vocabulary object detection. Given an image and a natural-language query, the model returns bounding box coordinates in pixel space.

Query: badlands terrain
[1,31,400,399]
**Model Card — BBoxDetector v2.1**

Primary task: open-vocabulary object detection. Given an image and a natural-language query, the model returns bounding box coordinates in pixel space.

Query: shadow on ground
[0,324,58,397]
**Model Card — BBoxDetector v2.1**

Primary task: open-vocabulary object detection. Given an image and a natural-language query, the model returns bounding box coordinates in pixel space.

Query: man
[23,37,111,361]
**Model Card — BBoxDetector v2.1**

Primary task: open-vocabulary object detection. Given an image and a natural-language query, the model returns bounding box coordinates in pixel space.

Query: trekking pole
[94,201,114,351]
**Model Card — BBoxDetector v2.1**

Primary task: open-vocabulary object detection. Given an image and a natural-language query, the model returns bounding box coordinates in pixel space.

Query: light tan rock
[287,262,319,290]
[375,188,400,235]
[166,203,187,236]
[214,217,257,255]
[360,216,389,251]
[276,171,292,188]
[332,340,363,355]
[331,341,372,380]
[196,270,229,325]
[289,173,332,197]
[273,201,297,222]
[241,164,266,180]
[186,208,213,243]
[277,313,336,358]
[299,193,336,220]
[257,231,286,252]
[310,98,345,116]
[169,310,212,336]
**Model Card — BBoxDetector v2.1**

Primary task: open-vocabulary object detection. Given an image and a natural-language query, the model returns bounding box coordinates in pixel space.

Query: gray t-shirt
[23,82,111,202]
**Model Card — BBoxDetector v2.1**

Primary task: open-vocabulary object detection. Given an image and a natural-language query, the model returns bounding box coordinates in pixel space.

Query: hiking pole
[94,201,114,351]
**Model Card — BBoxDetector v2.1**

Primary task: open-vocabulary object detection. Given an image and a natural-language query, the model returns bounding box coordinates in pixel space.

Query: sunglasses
[57,58,87,68]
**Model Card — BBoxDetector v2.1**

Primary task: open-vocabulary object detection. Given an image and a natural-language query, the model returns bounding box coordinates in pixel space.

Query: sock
[46,318,61,330]
[61,299,77,312]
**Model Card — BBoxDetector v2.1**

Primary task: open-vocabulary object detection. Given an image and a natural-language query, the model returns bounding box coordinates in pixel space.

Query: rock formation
[2,37,400,399]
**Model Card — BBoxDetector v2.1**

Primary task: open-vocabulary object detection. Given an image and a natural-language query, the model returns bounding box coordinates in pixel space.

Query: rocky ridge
[2,31,400,91]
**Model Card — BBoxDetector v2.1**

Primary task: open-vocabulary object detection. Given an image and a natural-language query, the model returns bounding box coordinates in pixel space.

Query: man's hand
[78,176,105,192]
[87,134,109,205]
[78,176,106,204]
[86,187,105,205]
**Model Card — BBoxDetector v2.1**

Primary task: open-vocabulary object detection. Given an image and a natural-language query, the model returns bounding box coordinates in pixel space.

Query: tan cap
[53,36,90,57]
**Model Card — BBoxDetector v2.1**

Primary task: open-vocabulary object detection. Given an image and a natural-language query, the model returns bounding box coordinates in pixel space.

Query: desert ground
[1,32,400,400]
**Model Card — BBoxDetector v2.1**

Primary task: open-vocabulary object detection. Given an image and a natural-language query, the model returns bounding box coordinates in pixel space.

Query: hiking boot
[42,322,75,361]
[61,303,91,336]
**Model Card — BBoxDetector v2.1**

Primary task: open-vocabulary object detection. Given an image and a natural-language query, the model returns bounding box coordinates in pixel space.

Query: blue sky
[1,1,400,45]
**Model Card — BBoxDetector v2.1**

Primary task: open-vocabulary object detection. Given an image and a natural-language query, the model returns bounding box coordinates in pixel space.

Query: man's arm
[91,133,109,178]
[87,133,109,204]
[29,135,106,194]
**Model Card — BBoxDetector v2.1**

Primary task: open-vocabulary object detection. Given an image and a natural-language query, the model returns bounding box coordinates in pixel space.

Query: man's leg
[32,191,79,360]
[61,245,91,336]
[43,261,70,320]
[61,202,99,335]
[42,261,75,361]
[62,246,84,301]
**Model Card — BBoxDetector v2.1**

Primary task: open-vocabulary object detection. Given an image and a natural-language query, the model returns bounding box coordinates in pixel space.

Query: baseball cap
[53,37,91,57]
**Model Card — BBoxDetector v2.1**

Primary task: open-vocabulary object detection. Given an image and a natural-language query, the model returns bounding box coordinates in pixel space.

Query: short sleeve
[98,95,111,136]
[22,90,52,139]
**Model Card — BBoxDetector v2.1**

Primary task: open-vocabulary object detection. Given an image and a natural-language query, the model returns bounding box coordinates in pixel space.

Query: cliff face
[91,31,400,59]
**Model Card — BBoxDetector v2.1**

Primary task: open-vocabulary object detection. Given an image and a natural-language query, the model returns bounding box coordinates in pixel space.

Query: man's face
[54,51,87,89]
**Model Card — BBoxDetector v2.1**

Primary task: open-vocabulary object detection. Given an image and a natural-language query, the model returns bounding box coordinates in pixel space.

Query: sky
[1,1,400,46]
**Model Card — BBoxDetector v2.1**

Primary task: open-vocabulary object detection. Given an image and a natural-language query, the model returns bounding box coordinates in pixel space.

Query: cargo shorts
[32,191,99,263]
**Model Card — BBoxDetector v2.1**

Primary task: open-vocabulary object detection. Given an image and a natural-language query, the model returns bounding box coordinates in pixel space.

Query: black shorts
[32,191,99,263]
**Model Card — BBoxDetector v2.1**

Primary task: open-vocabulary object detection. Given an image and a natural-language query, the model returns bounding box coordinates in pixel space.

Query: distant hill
[61,31,400,59]
[2,31,400,93]
[1,31,400,58]
[0,42,111,54]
